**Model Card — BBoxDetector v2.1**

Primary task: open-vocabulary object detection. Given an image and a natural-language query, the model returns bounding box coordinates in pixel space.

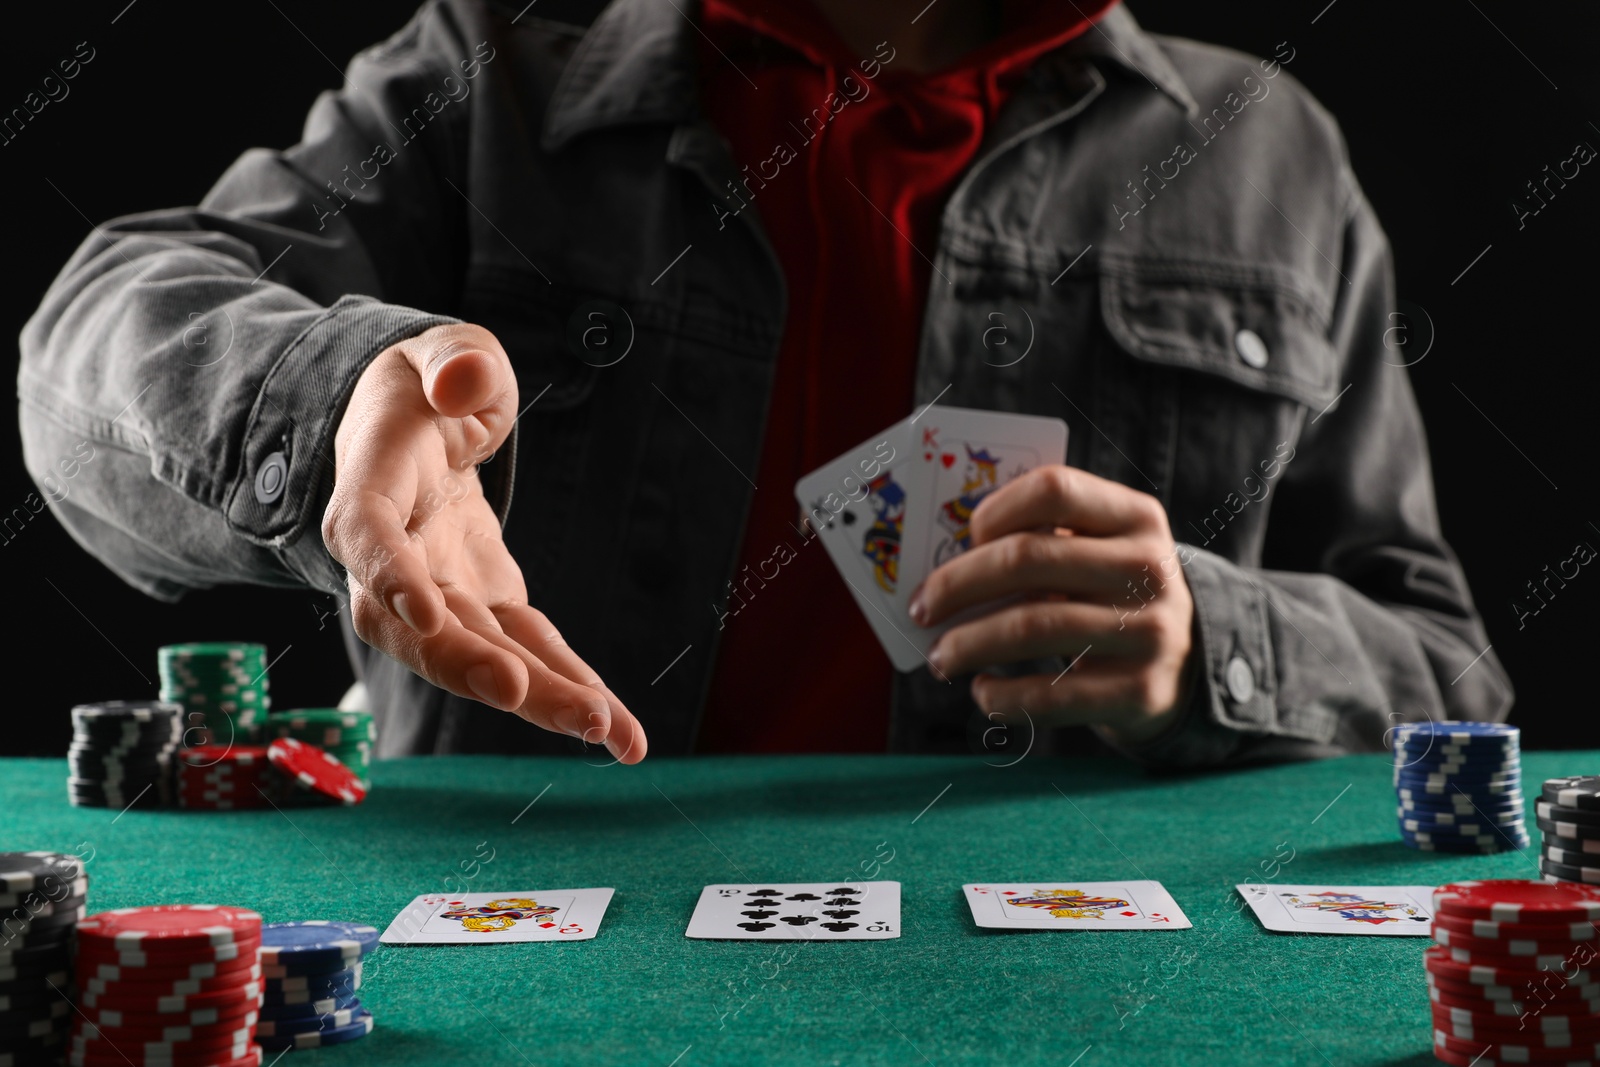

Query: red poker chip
[83,962,262,998]
[1436,925,1595,957]
[1436,880,1600,923]
[78,906,261,952]
[69,1043,263,1067]
[1446,947,1577,971]
[1426,947,1600,987]
[176,746,270,768]
[1429,974,1600,1009]
[70,1019,256,1056]
[76,935,262,968]
[78,952,259,985]
[1435,1029,1600,1060]
[1434,912,1600,942]
[1430,1047,1597,1067]
[1432,1006,1600,1040]
[80,980,261,1017]
[267,738,367,805]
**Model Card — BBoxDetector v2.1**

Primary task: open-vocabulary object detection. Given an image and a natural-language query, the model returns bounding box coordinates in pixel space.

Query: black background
[1,1,1594,755]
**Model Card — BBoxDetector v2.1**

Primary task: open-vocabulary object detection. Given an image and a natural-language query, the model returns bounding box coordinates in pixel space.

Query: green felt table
[3,752,1578,1066]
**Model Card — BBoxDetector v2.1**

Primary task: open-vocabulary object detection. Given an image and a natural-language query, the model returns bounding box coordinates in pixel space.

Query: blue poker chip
[1397,789,1525,808]
[255,1002,363,1037]
[263,976,360,1006]
[1392,721,1519,743]
[255,1007,373,1050]
[258,990,361,1018]
[1399,827,1529,849]
[264,962,362,996]
[1394,751,1520,770]
[260,921,379,973]
[1398,816,1522,837]
[1394,772,1521,789]
[1395,806,1524,827]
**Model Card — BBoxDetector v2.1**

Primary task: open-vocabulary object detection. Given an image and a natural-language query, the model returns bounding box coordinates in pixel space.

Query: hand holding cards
[794,406,1068,672]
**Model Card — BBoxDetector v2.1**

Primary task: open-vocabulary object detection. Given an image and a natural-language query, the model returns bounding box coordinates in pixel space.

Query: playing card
[962,881,1192,930]
[379,889,614,944]
[794,419,924,670]
[686,882,901,940]
[898,407,1068,662]
[1234,884,1435,936]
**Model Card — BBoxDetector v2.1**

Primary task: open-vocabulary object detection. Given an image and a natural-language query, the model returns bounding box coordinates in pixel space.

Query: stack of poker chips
[174,746,281,811]
[67,701,182,809]
[256,921,377,1050]
[1538,777,1600,886]
[0,851,85,1064]
[266,738,369,807]
[1427,879,1600,1066]
[1392,721,1529,854]
[261,709,376,792]
[158,643,271,746]
[72,904,263,1067]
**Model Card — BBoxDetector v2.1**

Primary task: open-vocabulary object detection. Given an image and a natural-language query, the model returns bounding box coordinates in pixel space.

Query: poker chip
[267,738,367,806]
[1541,816,1600,840]
[1428,981,1600,1015]
[255,1007,373,1050]
[0,852,85,1058]
[1426,948,1600,989]
[265,962,362,995]
[1548,835,1600,856]
[261,710,375,792]
[1435,882,1600,923]
[257,990,359,1017]
[158,642,271,747]
[259,920,379,971]
[65,701,182,810]
[253,1004,361,1037]
[70,904,264,1061]
[1548,778,1600,812]
[173,747,282,811]
[1550,847,1600,870]
[1432,912,1600,942]
[1395,721,1520,744]
[1540,802,1600,827]
[1431,1051,1597,1067]
[1435,925,1596,957]
[1544,860,1600,886]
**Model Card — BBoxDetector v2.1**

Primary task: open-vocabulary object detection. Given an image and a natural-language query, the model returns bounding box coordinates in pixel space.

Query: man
[18,0,1511,766]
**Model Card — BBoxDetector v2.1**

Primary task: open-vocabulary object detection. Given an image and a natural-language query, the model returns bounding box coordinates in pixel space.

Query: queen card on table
[962,881,1191,930]
[686,882,901,940]
[380,889,615,944]
[1234,884,1435,936]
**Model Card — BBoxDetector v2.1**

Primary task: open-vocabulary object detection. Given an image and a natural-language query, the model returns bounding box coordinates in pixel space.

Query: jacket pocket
[1091,255,1339,558]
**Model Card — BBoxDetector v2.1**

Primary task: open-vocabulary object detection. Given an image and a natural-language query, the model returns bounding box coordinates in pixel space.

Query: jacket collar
[542,0,1196,151]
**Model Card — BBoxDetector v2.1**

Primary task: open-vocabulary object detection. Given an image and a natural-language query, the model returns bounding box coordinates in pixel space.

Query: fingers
[493,602,649,764]
[969,465,1166,545]
[322,479,448,638]
[396,324,518,467]
[929,600,1145,677]
[348,582,529,712]
[912,531,1150,626]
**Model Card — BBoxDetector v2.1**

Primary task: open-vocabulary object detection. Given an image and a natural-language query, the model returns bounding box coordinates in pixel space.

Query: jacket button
[1225,656,1256,703]
[254,451,288,504]
[1234,329,1269,369]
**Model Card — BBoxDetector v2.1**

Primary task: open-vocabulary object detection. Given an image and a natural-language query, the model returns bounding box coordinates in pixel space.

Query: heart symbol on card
[940,452,956,468]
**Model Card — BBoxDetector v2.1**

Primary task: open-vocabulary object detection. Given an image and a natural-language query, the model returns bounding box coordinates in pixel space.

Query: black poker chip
[1537,800,1600,827]
[0,974,69,999]
[1543,857,1600,885]
[1545,776,1600,812]
[1542,832,1600,857]
[1537,814,1600,840]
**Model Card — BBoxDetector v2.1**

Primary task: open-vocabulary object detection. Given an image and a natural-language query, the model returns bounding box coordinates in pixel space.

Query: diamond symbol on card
[1120,911,1138,917]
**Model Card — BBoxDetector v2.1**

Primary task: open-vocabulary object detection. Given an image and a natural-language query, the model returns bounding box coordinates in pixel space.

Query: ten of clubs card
[1234,884,1436,936]
[686,882,901,940]
[379,889,614,944]
[962,881,1192,930]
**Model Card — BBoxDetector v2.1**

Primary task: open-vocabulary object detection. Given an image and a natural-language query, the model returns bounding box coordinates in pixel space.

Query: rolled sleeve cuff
[219,295,458,595]
[1108,544,1339,769]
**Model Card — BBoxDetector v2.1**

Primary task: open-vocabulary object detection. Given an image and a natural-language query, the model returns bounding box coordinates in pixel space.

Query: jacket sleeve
[15,3,484,601]
[1114,185,1514,769]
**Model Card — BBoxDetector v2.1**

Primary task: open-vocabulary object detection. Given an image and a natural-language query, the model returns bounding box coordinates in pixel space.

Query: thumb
[399,322,519,461]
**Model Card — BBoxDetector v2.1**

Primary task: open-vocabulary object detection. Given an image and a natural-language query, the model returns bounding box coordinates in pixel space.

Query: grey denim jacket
[18,0,1512,764]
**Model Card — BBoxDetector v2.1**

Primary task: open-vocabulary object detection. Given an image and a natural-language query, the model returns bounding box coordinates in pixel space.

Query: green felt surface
[2,752,1581,1066]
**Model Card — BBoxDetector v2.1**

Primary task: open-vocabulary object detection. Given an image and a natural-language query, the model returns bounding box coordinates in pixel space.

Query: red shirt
[695,0,1119,753]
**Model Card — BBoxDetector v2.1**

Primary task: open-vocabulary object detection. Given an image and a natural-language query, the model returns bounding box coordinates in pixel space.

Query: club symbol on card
[820,921,859,932]
[740,910,777,919]
[440,898,560,933]
[1006,889,1132,921]
[820,910,859,920]
[1282,891,1426,925]
[737,921,775,931]
[779,915,818,927]
[823,897,862,906]
[827,888,861,895]
[785,893,821,902]
[747,890,782,899]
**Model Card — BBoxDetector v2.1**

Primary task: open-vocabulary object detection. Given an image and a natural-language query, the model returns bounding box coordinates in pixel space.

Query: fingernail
[466,665,502,708]
[391,592,418,631]
[908,588,928,625]
[927,643,944,673]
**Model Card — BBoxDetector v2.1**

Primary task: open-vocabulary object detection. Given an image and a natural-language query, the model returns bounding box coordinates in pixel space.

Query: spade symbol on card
[780,915,818,927]
[737,921,775,931]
